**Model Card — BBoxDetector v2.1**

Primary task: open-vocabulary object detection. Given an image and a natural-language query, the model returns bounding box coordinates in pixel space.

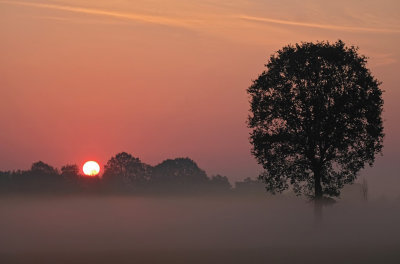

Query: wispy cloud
[32,15,127,25]
[0,0,201,28]
[239,15,400,34]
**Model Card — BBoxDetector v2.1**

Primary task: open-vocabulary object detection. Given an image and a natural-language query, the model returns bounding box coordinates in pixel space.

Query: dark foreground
[2,247,399,264]
[1,195,399,264]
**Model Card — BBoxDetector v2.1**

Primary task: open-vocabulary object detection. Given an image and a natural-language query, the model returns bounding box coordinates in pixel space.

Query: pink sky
[0,0,399,193]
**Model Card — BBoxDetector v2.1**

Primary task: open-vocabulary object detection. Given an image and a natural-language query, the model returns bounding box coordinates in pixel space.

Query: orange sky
[1,0,399,190]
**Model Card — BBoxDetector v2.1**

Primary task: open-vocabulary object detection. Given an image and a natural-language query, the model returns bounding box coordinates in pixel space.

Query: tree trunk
[314,198,323,225]
[314,168,323,225]
[314,169,323,199]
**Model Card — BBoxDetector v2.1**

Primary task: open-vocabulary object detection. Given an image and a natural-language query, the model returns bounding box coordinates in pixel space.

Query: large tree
[247,40,384,203]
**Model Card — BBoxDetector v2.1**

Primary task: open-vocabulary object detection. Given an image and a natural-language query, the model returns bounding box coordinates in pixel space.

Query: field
[1,195,399,263]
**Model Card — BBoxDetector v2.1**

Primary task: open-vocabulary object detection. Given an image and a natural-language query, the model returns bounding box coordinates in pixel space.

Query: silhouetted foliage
[61,164,80,178]
[61,164,80,190]
[151,158,209,193]
[17,161,62,192]
[31,161,58,175]
[248,40,384,200]
[0,170,13,193]
[102,152,151,191]
[209,174,232,192]
[0,154,267,196]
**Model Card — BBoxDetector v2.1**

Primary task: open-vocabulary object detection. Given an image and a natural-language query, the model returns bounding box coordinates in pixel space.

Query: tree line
[0,152,264,195]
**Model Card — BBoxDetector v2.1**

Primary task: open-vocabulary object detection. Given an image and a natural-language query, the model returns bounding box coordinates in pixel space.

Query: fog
[1,194,399,264]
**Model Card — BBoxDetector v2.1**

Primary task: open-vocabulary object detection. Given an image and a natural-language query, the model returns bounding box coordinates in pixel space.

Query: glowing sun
[83,161,100,176]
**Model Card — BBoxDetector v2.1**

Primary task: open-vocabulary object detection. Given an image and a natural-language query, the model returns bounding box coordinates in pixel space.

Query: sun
[83,161,100,176]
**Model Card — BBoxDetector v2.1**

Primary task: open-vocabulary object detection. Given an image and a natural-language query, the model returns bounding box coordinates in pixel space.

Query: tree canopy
[247,40,384,199]
[102,152,151,189]
[152,158,209,185]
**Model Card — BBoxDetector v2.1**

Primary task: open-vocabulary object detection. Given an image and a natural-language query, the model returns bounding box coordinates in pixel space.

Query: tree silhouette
[61,164,79,178]
[151,158,209,193]
[26,161,61,191]
[103,152,151,191]
[247,40,384,208]
[31,161,58,175]
[0,170,12,193]
[61,164,80,191]
[209,174,232,192]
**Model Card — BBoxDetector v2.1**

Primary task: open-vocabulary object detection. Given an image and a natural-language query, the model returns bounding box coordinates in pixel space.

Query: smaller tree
[0,170,12,193]
[31,161,58,175]
[61,164,80,178]
[151,158,209,193]
[61,164,80,191]
[28,161,62,191]
[209,174,232,192]
[103,152,150,191]
[152,158,208,183]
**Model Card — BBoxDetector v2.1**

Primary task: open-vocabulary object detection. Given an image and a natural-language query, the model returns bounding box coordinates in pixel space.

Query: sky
[0,0,399,195]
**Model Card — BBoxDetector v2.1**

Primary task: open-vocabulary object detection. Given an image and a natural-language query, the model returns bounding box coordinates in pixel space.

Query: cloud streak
[32,15,127,25]
[0,0,201,29]
[239,15,400,34]
[2,1,399,37]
